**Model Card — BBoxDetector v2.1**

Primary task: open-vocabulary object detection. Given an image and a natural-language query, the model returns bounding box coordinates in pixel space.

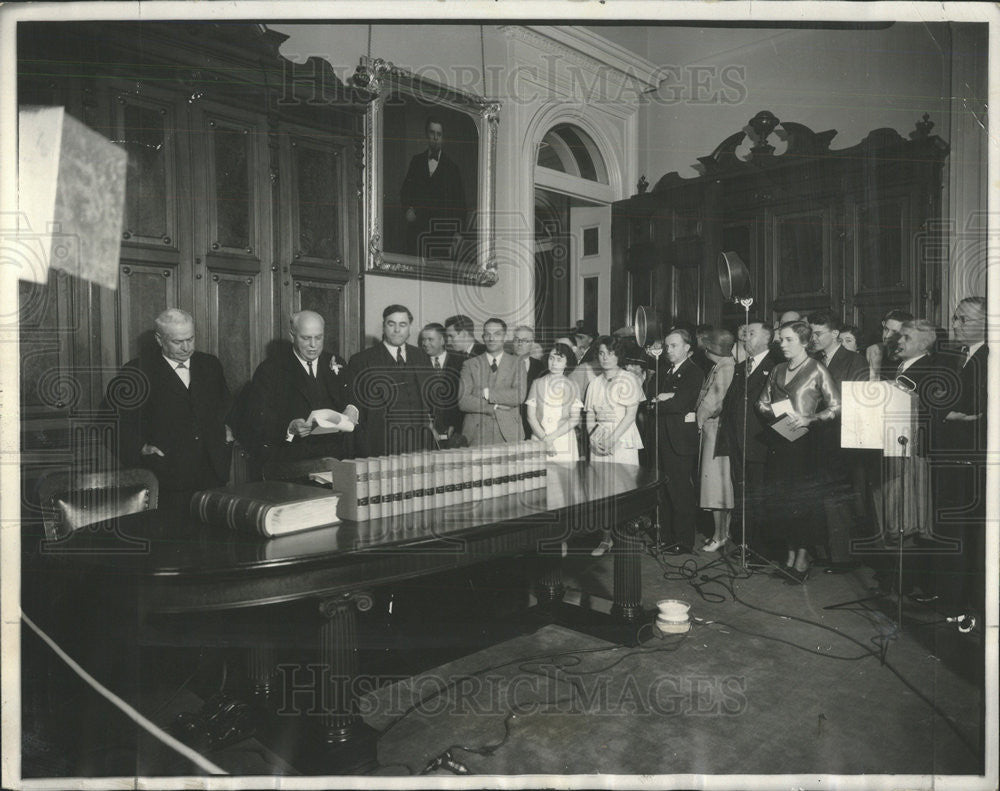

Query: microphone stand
[645,343,665,548]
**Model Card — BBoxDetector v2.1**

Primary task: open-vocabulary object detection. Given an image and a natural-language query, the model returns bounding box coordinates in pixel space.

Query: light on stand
[715,251,771,572]
[635,305,666,548]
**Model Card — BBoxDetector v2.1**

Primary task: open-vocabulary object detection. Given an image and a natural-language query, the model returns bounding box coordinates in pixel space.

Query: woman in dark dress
[757,321,841,582]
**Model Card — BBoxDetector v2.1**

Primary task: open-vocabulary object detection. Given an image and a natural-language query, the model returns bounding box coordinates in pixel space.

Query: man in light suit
[458,318,527,445]
[420,322,467,445]
[400,116,467,259]
[238,310,358,468]
[110,308,232,511]
[716,321,777,552]
[346,304,433,456]
[808,310,870,570]
[652,328,705,554]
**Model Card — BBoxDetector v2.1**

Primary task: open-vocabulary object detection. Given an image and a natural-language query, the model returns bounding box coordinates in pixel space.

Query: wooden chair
[35,468,159,541]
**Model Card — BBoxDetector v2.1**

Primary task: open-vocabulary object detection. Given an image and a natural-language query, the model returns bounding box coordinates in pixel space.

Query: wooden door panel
[118,263,178,361]
[208,272,261,393]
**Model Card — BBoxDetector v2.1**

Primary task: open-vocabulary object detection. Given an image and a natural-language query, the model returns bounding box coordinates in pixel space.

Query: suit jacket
[428,350,468,438]
[949,344,988,456]
[112,350,231,491]
[458,351,527,445]
[716,353,777,463]
[521,355,548,438]
[239,347,351,462]
[894,353,948,457]
[821,345,870,385]
[346,342,432,456]
[653,357,704,456]
[400,150,467,242]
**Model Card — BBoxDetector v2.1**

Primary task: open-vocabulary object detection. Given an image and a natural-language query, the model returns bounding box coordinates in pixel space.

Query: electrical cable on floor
[641,537,981,760]
[21,610,229,776]
[379,630,691,773]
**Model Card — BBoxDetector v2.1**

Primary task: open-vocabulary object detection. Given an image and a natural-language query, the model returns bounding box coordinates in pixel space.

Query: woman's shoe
[590,538,613,557]
[703,537,728,553]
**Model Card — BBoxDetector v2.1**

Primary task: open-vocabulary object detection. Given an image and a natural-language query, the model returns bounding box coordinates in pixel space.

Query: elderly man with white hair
[110,308,232,511]
[238,310,358,467]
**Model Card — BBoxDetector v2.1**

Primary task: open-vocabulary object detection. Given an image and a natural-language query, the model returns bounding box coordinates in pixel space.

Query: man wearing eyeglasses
[920,297,988,623]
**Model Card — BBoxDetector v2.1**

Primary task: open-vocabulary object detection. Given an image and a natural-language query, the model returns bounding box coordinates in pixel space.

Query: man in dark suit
[346,304,433,456]
[572,321,599,367]
[444,314,486,357]
[110,308,231,511]
[400,116,467,259]
[458,318,527,446]
[924,297,988,620]
[513,325,548,438]
[652,328,704,554]
[238,310,357,468]
[808,311,870,569]
[716,321,776,552]
[419,322,467,446]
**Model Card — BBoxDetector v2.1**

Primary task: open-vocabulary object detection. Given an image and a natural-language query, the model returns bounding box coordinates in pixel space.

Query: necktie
[747,358,754,375]
[307,360,315,379]
[396,347,405,366]
[490,358,498,373]
[433,356,441,369]
[429,151,439,161]
[175,361,189,388]
[961,345,971,367]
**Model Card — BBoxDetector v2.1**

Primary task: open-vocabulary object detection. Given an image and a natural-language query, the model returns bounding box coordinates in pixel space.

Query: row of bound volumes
[315,440,548,522]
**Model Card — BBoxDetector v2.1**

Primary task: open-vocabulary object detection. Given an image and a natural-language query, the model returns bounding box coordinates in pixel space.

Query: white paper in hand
[307,408,355,434]
[771,399,793,417]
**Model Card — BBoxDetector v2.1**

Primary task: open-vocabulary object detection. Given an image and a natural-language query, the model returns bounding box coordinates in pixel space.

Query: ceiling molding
[499,25,661,95]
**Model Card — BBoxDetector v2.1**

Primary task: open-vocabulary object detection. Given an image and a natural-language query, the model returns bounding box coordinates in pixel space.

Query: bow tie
[428,151,440,161]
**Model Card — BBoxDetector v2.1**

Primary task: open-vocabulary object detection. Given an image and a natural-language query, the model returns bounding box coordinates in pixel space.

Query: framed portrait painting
[354,57,499,284]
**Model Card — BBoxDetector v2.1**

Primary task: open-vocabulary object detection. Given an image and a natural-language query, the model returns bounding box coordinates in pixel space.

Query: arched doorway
[533,123,614,344]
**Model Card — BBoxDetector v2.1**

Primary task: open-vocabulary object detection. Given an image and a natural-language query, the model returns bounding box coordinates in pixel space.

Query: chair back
[36,468,159,541]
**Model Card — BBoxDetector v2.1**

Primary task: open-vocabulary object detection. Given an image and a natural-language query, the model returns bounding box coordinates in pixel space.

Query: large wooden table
[33,462,659,773]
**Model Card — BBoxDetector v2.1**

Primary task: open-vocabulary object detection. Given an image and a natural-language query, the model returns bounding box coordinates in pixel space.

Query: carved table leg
[296,592,378,774]
[611,518,644,623]
[535,554,566,607]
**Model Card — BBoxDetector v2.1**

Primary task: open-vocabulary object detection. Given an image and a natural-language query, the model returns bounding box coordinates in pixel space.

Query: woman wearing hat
[696,328,737,552]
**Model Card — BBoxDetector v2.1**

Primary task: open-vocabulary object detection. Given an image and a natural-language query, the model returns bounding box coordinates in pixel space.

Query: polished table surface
[43,462,659,614]
[32,461,659,773]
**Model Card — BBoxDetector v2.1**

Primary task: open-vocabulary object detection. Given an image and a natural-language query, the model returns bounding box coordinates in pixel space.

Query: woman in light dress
[525,342,583,463]
[585,335,645,556]
[696,328,736,552]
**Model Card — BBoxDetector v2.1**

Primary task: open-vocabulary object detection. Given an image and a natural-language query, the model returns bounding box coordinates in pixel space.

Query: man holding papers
[239,310,358,466]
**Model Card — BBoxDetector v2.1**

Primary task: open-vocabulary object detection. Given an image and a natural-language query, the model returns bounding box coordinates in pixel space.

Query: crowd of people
[111,298,987,621]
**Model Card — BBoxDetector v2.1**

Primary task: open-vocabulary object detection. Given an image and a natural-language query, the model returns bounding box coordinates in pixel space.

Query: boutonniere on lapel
[329,359,342,375]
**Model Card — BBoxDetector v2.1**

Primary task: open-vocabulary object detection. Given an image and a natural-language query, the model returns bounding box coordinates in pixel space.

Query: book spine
[355,459,369,521]
[389,455,402,518]
[433,449,446,510]
[471,446,483,500]
[482,444,494,499]
[411,452,425,513]
[368,457,382,519]
[191,489,269,535]
[398,453,412,515]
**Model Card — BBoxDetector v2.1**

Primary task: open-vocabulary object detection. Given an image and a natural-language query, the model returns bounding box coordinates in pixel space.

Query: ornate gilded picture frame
[354,57,499,285]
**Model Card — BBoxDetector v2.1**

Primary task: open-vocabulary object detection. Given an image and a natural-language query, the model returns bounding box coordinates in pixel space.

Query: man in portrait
[400,115,468,259]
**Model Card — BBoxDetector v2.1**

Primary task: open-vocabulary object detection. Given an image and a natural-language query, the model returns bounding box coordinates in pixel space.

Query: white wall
[633,23,952,182]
